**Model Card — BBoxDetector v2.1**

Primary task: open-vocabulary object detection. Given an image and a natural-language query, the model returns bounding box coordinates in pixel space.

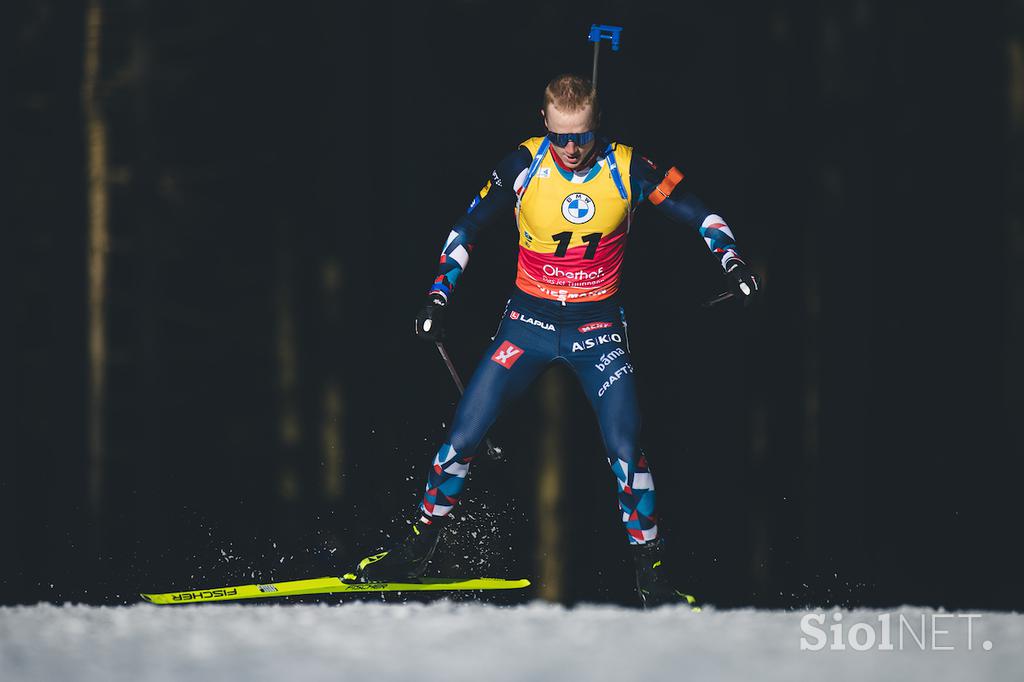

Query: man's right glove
[415,294,447,341]
[726,260,761,306]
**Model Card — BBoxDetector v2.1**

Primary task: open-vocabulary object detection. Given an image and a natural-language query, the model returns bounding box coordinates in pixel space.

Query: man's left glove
[726,261,760,305]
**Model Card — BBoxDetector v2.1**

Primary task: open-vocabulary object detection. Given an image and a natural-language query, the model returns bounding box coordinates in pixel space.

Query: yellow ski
[141,576,531,605]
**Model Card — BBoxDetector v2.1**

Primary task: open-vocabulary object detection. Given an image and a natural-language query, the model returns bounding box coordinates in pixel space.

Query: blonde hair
[543,74,600,123]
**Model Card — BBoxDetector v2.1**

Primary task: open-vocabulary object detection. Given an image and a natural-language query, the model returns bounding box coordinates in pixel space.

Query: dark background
[10,0,1024,610]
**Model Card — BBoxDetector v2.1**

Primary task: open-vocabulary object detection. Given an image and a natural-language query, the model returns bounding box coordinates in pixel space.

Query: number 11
[552,231,602,259]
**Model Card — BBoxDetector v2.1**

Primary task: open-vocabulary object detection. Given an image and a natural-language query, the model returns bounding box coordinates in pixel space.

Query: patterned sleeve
[429,147,532,301]
[629,153,745,270]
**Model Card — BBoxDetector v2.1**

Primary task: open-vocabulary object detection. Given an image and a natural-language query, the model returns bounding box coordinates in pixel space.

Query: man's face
[542,104,597,170]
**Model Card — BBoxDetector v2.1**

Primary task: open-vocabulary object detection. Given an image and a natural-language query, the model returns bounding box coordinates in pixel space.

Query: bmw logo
[561,193,595,224]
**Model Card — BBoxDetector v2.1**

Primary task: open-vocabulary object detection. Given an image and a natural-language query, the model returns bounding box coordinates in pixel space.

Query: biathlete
[349,74,759,608]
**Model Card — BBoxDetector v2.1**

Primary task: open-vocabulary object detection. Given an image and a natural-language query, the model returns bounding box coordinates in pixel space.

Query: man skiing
[349,74,759,608]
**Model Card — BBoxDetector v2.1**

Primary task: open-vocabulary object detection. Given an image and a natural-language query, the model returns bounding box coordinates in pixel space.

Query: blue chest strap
[518,137,551,197]
[604,145,628,200]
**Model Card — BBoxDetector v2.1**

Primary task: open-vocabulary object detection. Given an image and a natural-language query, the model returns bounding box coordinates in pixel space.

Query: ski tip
[139,591,179,605]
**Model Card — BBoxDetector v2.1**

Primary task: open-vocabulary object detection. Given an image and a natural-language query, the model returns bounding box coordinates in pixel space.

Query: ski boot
[345,518,442,583]
[631,538,701,611]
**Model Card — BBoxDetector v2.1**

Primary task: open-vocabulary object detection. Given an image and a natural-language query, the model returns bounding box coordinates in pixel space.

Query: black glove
[726,261,760,306]
[415,294,447,341]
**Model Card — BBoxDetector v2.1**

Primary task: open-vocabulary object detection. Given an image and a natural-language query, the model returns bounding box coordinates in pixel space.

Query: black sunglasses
[545,131,596,147]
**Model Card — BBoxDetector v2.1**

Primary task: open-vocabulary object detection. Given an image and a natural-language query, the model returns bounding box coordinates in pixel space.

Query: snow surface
[1,602,1022,682]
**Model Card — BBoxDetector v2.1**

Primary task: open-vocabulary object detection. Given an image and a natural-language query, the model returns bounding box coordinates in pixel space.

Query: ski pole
[435,342,504,461]
[588,24,623,90]
[702,274,761,307]
[702,290,736,308]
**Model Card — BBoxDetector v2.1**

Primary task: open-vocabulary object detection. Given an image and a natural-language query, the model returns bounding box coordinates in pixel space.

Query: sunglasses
[545,130,595,147]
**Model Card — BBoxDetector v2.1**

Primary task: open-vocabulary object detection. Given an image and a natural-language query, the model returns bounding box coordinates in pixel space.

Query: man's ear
[540,108,547,125]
